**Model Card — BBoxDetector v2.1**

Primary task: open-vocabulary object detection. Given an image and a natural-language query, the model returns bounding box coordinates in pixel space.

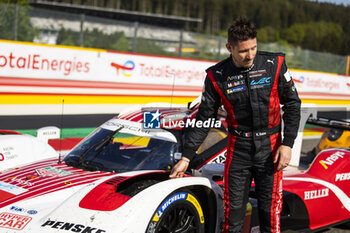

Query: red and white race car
[0,98,349,233]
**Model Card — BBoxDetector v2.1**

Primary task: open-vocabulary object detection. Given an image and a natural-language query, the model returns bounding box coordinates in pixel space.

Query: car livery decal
[304,188,329,200]
[0,181,27,195]
[186,193,205,224]
[284,177,350,212]
[9,206,38,215]
[35,166,73,177]
[0,159,114,209]
[152,192,187,222]
[318,151,345,170]
[335,172,350,182]
[0,212,32,230]
[41,220,106,233]
[152,192,204,224]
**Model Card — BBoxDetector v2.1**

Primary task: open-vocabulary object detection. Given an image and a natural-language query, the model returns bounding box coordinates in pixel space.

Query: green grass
[14,128,96,138]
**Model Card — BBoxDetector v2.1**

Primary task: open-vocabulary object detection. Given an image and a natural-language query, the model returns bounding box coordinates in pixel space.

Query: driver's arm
[170,75,221,178]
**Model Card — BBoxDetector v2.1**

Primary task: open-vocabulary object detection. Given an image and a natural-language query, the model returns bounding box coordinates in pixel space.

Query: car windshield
[64,119,177,172]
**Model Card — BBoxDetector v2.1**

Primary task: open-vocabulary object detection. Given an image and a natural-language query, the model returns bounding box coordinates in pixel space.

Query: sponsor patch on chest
[249,69,267,78]
[227,86,246,94]
[227,80,245,88]
[227,74,243,81]
[250,77,271,89]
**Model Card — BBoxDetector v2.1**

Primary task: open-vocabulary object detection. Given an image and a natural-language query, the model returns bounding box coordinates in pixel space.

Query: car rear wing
[306,117,350,131]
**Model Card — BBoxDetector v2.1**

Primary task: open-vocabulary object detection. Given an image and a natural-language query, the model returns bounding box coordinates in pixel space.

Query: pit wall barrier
[0,40,349,116]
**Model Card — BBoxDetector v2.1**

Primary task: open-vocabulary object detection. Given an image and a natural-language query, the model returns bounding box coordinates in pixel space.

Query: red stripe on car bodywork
[0,161,113,208]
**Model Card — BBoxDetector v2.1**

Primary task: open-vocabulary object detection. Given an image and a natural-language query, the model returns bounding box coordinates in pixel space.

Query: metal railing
[0,3,348,75]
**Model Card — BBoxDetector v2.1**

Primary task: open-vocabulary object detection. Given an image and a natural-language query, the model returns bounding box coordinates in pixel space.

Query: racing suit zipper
[244,72,255,130]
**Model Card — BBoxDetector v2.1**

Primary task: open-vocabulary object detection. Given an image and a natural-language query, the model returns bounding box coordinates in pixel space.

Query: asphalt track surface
[0,114,116,130]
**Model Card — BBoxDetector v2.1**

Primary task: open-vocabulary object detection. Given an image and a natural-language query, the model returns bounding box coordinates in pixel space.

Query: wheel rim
[155,202,201,233]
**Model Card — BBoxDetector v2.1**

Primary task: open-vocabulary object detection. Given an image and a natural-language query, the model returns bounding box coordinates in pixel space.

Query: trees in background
[56,28,169,55]
[0,1,38,42]
[66,0,349,55]
[1,0,349,55]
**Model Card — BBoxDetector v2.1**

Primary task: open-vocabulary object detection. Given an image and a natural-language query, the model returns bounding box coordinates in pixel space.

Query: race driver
[170,17,301,233]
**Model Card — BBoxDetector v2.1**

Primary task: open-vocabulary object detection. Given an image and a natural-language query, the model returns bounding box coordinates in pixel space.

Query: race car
[0,99,349,233]
[0,127,59,171]
[304,117,350,162]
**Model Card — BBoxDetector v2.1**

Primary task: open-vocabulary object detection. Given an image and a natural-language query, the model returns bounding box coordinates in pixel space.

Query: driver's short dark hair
[227,17,257,46]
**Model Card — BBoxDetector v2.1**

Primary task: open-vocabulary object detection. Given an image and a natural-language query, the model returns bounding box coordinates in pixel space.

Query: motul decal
[304,188,329,200]
[0,212,32,230]
[335,172,350,182]
[41,220,106,233]
[319,151,345,169]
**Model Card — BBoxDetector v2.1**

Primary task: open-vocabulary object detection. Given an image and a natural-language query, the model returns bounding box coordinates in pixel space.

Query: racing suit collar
[229,54,255,73]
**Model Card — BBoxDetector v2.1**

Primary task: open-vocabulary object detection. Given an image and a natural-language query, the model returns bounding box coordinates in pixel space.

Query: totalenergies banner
[292,70,350,95]
[0,40,349,115]
[0,40,212,87]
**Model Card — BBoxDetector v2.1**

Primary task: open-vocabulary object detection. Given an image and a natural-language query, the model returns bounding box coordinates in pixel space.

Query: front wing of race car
[1,170,222,233]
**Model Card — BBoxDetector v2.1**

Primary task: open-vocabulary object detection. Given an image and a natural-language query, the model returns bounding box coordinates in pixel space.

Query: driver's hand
[274,145,292,170]
[169,157,190,179]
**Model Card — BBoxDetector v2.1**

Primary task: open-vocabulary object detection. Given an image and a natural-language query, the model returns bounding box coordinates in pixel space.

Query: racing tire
[146,189,205,233]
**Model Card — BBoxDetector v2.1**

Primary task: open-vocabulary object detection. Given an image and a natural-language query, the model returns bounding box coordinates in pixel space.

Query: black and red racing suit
[182,51,301,233]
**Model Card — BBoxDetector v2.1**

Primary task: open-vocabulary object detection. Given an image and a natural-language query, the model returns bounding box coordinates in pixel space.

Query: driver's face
[226,38,257,68]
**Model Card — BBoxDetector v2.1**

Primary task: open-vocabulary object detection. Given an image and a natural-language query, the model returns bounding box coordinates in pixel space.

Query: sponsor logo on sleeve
[283,70,292,82]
